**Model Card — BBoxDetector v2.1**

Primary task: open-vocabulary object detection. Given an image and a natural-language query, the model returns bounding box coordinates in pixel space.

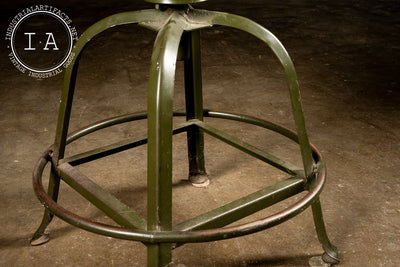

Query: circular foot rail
[32,110,327,244]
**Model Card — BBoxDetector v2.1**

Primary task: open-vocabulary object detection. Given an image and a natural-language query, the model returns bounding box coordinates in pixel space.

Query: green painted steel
[189,9,316,180]
[30,169,59,244]
[312,199,340,262]
[55,9,168,161]
[30,9,167,246]
[182,31,208,185]
[147,15,184,265]
[32,112,329,242]
[194,120,302,175]
[31,3,339,266]
[173,175,305,232]
[61,122,192,166]
[58,163,147,230]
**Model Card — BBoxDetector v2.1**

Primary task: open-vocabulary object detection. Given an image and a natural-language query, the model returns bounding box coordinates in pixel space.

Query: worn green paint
[31,3,339,266]
[59,163,147,230]
[182,31,208,184]
[147,15,184,266]
[174,175,305,232]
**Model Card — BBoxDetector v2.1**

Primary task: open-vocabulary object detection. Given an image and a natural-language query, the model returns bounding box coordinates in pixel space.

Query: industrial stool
[31,0,339,266]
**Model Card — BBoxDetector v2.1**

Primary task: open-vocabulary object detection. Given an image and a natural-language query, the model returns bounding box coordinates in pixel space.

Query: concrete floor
[1,0,399,266]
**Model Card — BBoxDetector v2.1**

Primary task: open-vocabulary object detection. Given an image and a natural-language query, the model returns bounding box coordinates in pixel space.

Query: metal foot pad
[309,252,340,267]
[30,231,50,246]
[189,174,209,188]
[322,252,340,265]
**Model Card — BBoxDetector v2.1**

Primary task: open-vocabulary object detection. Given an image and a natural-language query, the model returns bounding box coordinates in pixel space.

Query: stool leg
[311,198,340,264]
[182,30,209,187]
[147,19,184,266]
[201,11,316,177]
[30,170,59,245]
[30,10,171,246]
[192,11,339,264]
[31,52,81,245]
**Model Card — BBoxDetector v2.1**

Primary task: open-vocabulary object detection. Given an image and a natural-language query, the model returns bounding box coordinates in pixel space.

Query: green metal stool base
[31,3,339,266]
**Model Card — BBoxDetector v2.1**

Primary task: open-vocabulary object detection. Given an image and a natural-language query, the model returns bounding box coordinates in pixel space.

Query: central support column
[182,30,209,187]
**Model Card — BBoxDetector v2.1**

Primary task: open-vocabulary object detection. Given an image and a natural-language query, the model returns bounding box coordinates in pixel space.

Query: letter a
[43,32,59,50]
